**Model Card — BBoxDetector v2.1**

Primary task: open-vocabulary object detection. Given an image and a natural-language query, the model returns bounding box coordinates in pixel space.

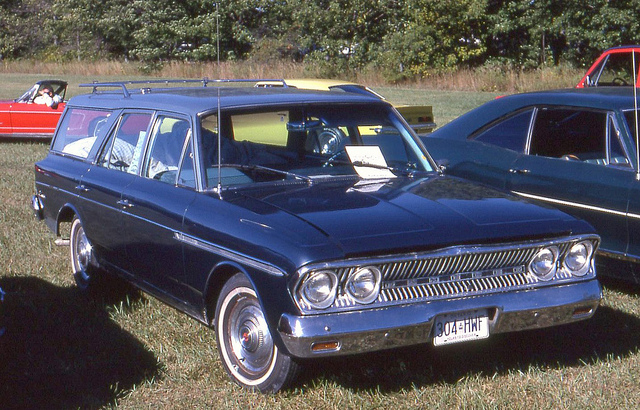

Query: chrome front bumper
[277,279,602,358]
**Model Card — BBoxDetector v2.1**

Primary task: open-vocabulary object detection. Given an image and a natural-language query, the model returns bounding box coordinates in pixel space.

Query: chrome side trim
[513,191,640,220]
[598,249,640,263]
[173,232,285,276]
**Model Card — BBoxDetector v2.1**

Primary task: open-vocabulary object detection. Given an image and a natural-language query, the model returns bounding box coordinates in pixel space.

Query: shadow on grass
[0,276,160,409]
[301,303,640,393]
[600,276,640,296]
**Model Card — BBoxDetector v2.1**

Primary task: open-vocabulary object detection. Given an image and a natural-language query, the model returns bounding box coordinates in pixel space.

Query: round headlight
[529,247,558,280]
[345,266,381,304]
[564,241,593,276]
[299,270,338,309]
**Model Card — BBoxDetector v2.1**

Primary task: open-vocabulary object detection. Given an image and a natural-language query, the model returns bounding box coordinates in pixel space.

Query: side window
[472,109,533,153]
[144,116,191,184]
[529,108,607,161]
[51,108,112,158]
[99,113,152,173]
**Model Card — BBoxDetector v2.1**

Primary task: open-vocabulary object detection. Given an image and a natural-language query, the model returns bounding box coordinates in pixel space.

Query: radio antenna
[215,2,223,197]
[634,50,639,180]
[216,1,220,77]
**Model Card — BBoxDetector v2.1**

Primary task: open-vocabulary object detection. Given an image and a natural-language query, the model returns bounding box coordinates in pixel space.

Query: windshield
[200,103,434,188]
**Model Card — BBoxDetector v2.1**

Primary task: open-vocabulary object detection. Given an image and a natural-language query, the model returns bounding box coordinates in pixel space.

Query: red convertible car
[577,46,640,88]
[0,80,67,139]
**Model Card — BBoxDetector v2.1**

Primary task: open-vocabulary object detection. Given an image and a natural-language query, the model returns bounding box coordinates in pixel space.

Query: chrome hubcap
[76,230,92,272]
[222,287,276,382]
[72,221,93,283]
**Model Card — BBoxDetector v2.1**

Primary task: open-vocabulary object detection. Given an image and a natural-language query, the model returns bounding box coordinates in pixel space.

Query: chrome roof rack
[79,78,289,98]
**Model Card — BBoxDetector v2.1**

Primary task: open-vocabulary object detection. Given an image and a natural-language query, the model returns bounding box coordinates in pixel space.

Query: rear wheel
[215,272,300,392]
[70,216,98,291]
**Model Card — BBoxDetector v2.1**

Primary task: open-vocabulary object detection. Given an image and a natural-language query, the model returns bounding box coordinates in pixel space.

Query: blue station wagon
[32,80,602,392]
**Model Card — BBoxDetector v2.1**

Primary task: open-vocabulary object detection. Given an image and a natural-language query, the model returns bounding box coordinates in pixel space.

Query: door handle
[75,184,90,192]
[117,199,134,208]
[509,168,530,174]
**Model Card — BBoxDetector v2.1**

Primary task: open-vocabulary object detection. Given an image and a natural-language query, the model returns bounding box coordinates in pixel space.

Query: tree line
[2,0,639,79]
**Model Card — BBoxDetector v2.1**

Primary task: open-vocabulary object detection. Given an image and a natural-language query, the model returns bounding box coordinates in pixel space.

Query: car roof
[255,79,359,90]
[68,83,384,116]
[37,79,68,87]
[433,87,640,139]
[599,45,640,53]
[499,87,640,110]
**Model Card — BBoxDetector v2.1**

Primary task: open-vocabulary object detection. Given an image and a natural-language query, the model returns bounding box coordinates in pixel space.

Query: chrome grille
[298,237,597,313]
[379,248,540,281]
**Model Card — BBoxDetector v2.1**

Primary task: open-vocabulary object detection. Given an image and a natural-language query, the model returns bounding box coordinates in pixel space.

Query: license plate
[433,309,490,346]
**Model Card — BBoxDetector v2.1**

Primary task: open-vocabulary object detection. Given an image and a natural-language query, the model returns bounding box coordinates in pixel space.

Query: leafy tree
[51,0,107,61]
[377,0,488,78]
[3,0,640,76]
[556,0,640,65]
[0,0,57,60]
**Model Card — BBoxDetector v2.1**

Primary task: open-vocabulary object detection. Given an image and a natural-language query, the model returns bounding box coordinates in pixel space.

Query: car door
[619,109,640,260]
[77,111,154,269]
[36,107,102,227]
[9,101,65,135]
[507,107,633,255]
[119,115,197,298]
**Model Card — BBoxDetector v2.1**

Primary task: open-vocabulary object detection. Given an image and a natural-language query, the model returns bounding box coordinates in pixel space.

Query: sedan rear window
[473,109,533,153]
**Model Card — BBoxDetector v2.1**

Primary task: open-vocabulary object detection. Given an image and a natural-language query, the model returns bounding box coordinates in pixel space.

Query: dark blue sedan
[32,80,601,392]
[423,87,640,283]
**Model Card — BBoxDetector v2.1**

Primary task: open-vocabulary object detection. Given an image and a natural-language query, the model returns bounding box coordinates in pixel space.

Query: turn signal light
[311,341,340,353]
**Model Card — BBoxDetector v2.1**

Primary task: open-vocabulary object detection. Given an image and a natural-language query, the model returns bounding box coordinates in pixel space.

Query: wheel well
[56,206,77,238]
[204,264,242,326]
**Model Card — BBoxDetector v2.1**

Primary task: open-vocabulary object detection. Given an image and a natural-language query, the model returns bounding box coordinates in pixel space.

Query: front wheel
[215,273,300,392]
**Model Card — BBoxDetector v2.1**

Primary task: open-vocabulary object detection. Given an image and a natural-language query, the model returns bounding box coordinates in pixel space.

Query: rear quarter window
[472,109,534,153]
[51,107,113,158]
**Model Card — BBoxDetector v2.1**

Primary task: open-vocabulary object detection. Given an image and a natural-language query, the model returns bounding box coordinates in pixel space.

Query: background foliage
[1,0,640,78]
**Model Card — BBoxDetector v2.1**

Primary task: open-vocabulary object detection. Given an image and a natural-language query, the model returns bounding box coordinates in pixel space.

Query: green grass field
[1,75,640,408]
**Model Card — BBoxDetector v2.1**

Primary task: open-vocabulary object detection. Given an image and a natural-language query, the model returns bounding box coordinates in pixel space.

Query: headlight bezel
[297,269,338,310]
[563,240,594,277]
[344,266,382,304]
[529,246,559,281]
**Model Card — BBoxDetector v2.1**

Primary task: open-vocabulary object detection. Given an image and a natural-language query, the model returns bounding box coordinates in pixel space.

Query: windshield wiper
[351,161,418,177]
[229,164,313,184]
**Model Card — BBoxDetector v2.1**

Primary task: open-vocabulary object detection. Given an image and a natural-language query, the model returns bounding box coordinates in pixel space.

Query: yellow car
[255,79,436,135]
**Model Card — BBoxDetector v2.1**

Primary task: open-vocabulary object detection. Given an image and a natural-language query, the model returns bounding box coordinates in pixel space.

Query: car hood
[235,175,587,256]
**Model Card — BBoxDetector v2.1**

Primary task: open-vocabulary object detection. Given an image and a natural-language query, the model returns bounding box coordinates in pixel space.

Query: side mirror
[436,159,449,172]
[584,75,592,87]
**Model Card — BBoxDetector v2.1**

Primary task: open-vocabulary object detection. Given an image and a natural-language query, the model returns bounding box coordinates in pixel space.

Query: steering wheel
[322,148,347,167]
[561,154,580,161]
[612,77,629,86]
